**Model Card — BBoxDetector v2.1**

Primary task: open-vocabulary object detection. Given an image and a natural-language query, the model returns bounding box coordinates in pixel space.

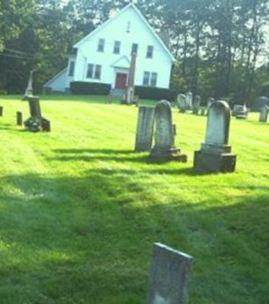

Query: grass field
[0,95,268,304]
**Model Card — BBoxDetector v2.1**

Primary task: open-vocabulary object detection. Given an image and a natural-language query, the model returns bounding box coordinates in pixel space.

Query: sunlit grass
[0,95,268,304]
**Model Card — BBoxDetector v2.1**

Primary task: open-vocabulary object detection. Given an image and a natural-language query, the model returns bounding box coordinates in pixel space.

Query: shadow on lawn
[51,148,202,175]
[0,171,268,303]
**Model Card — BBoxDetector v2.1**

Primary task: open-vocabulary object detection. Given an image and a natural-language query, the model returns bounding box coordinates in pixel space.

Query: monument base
[24,117,51,132]
[194,150,236,173]
[150,147,187,163]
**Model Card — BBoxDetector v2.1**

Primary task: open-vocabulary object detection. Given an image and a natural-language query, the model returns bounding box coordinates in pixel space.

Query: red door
[115,73,127,89]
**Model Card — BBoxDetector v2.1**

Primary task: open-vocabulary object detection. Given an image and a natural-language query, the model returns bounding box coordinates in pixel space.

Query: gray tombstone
[176,94,187,113]
[259,105,269,123]
[24,96,51,132]
[254,96,269,112]
[151,100,187,162]
[192,95,201,115]
[232,104,248,119]
[135,106,155,152]
[194,100,236,173]
[185,92,193,110]
[147,243,193,304]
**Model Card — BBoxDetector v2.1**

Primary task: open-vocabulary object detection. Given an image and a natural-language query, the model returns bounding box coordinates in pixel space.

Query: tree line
[0,0,268,104]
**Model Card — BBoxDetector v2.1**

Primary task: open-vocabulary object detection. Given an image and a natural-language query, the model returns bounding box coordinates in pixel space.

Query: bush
[134,86,176,101]
[70,82,111,95]
[0,89,7,95]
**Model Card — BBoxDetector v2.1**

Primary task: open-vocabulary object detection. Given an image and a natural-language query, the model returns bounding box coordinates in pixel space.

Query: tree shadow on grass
[0,171,268,303]
[50,148,200,174]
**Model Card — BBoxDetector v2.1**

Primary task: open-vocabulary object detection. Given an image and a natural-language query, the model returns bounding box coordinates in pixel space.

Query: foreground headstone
[151,100,187,162]
[259,105,269,123]
[147,243,193,304]
[135,106,155,152]
[194,100,236,173]
[24,96,51,132]
[232,104,248,119]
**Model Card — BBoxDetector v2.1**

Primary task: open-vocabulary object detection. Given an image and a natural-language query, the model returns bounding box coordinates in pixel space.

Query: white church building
[44,3,175,94]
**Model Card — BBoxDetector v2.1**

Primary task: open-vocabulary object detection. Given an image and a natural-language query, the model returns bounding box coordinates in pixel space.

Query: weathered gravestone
[24,96,51,132]
[259,105,269,123]
[151,100,187,162]
[176,94,187,113]
[185,92,193,110]
[194,100,236,173]
[147,243,193,304]
[23,72,51,132]
[192,95,201,115]
[135,106,155,152]
[253,96,269,112]
[232,104,248,119]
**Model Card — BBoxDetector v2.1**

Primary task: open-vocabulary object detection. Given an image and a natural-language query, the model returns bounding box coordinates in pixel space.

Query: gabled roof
[44,67,67,87]
[111,55,130,68]
[74,3,176,62]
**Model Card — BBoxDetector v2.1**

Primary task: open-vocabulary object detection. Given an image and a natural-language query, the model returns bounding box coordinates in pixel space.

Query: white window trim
[143,71,158,87]
[86,64,102,80]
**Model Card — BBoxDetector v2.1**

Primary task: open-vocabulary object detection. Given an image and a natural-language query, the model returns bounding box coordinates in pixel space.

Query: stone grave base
[194,150,236,173]
[24,117,51,132]
[150,147,187,162]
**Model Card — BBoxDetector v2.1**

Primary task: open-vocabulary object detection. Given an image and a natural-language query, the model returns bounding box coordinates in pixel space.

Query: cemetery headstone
[147,243,193,304]
[199,106,206,116]
[16,111,23,126]
[24,96,50,132]
[194,100,236,173]
[253,96,269,112]
[135,106,155,152]
[192,95,201,115]
[185,92,193,110]
[0,106,3,117]
[259,105,269,123]
[150,100,187,162]
[176,94,187,113]
[232,104,248,119]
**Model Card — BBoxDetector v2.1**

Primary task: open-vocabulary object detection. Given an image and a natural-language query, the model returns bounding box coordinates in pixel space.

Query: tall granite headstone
[147,243,193,304]
[194,100,236,172]
[259,105,269,123]
[23,70,34,99]
[135,106,155,152]
[151,100,187,162]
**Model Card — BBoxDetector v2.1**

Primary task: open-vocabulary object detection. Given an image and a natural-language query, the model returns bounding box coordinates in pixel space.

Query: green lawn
[0,95,268,304]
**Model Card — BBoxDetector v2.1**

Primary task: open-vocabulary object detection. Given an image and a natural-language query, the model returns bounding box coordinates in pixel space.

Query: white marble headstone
[205,101,230,146]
